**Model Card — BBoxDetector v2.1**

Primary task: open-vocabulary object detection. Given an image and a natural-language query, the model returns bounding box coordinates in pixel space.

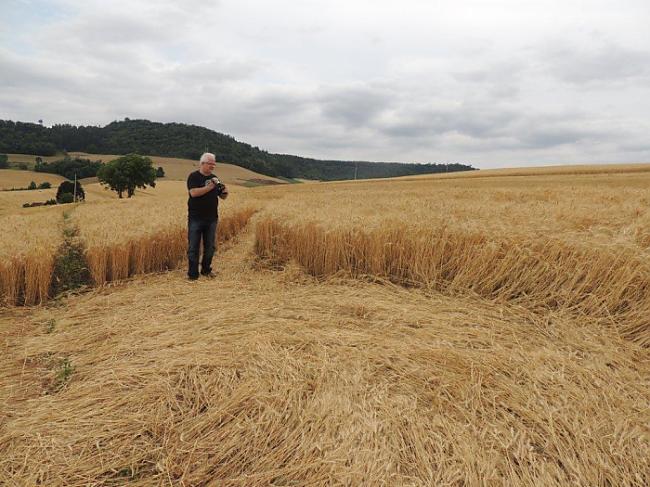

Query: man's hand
[189,181,216,198]
[219,184,229,200]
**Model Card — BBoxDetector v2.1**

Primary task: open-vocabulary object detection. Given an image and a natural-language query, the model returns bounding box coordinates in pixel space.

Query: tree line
[0,119,477,180]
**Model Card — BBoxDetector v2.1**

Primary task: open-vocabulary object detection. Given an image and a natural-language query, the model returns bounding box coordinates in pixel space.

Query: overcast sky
[2,0,649,168]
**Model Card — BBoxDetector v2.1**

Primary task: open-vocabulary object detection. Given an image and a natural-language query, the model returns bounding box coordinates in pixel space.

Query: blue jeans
[187,218,218,278]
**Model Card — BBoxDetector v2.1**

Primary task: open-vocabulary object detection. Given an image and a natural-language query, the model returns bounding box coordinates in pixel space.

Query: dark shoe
[201,271,216,278]
[188,274,199,281]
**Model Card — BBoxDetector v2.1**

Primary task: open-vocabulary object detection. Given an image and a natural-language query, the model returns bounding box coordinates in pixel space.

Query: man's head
[199,153,216,175]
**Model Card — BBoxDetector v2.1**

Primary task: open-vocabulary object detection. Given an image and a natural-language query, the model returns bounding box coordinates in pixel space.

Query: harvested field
[0,228,648,485]
[0,163,649,484]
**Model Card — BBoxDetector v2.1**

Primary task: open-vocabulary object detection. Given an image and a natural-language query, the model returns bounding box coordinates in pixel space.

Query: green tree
[59,192,74,204]
[28,181,37,190]
[156,166,165,177]
[97,154,156,198]
[56,181,85,203]
[0,154,8,169]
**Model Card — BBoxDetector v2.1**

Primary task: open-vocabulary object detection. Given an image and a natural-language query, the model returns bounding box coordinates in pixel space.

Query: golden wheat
[72,184,258,285]
[0,209,63,305]
[1,228,647,485]
[0,182,258,304]
[250,171,650,345]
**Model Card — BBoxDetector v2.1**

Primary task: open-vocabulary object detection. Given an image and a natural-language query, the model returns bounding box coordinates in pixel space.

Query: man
[186,152,228,280]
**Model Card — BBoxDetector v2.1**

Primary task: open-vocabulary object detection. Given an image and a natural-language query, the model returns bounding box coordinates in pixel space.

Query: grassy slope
[0,169,67,190]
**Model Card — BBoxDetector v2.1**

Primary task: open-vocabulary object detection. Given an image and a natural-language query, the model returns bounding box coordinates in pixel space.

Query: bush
[59,192,74,204]
[156,166,165,177]
[28,181,37,190]
[18,162,28,170]
[38,181,51,189]
[0,154,8,169]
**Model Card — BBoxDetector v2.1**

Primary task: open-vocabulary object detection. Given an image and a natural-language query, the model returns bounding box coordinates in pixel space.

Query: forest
[0,119,476,180]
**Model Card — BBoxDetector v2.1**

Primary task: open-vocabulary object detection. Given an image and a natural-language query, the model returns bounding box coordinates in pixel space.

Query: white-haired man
[186,152,229,280]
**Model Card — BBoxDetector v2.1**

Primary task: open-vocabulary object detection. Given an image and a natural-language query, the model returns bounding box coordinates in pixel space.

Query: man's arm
[189,180,215,198]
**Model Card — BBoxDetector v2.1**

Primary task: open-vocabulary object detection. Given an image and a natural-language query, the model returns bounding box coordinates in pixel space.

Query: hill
[66,152,287,185]
[0,169,67,190]
[0,119,476,180]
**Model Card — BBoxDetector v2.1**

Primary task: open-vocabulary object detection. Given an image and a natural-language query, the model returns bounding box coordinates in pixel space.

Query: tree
[38,181,51,189]
[28,181,37,190]
[59,192,74,204]
[0,154,8,169]
[97,154,156,198]
[156,166,165,177]
[56,180,85,203]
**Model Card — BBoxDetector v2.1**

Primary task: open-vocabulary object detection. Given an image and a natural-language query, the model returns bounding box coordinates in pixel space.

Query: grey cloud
[3,1,650,168]
[168,59,259,85]
[542,43,650,84]
[377,104,519,140]
[317,85,396,128]
[518,127,598,149]
[65,13,163,46]
[453,60,527,84]
[318,85,393,127]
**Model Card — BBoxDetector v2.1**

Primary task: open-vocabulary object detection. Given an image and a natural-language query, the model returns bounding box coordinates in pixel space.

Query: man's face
[202,158,216,172]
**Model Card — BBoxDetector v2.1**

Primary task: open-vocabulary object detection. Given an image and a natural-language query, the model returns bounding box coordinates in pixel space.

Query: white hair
[199,152,216,164]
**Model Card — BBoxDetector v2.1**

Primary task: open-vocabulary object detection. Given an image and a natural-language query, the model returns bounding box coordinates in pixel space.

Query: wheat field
[252,171,650,346]
[0,169,67,190]
[0,164,649,485]
[0,207,64,306]
[0,180,257,304]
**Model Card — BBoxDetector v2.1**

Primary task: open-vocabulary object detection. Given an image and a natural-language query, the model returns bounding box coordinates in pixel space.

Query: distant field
[6,152,288,186]
[5,154,61,168]
[396,162,650,181]
[0,169,67,190]
[66,152,286,185]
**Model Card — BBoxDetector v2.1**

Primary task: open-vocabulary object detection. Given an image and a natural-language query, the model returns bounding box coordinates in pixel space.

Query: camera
[211,177,226,196]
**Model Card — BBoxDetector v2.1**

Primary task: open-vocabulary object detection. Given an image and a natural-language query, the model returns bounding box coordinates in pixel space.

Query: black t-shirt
[187,170,219,220]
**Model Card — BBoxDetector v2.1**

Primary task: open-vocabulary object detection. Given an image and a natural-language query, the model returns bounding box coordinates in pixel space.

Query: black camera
[211,177,226,196]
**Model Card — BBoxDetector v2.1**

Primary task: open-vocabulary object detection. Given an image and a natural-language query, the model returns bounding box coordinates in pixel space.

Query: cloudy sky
[2,0,649,168]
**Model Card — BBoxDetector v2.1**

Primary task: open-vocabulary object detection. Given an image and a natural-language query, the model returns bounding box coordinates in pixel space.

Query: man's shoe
[201,272,216,278]
[188,274,199,281]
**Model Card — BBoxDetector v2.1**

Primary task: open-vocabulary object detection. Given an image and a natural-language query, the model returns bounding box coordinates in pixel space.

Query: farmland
[0,163,649,485]
[5,152,289,184]
[0,169,67,191]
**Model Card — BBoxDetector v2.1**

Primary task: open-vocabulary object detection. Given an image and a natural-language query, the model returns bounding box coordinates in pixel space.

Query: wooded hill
[0,119,476,181]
